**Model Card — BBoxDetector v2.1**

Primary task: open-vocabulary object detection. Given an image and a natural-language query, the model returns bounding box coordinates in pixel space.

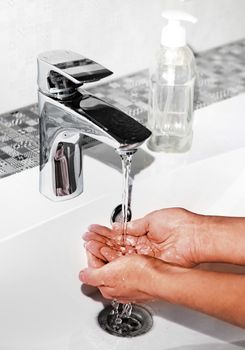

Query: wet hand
[84,208,205,267]
[80,254,175,303]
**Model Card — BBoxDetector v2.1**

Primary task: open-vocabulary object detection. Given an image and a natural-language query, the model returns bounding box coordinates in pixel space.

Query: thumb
[79,266,106,287]
[125,217,149,237]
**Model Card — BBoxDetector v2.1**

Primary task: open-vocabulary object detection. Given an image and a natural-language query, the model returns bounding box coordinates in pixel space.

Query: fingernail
[100,246,110,257]
[88,224,96,231]
[79,270,86,281]
[82,231,89,239]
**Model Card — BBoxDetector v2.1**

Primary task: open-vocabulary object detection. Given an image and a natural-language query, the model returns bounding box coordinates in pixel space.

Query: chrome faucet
[37,50,151,201]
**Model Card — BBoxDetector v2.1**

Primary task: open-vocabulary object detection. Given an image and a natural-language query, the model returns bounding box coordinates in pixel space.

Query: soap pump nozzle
[161,10,197,48]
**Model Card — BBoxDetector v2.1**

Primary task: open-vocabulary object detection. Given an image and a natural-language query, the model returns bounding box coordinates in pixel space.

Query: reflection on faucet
[37,50,151,201]
[54,142,78,196]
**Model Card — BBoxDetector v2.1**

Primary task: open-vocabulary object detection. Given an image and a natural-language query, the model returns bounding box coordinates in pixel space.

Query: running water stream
[120,151,134,245]
[110,150,135,331]
[98,149,153,337]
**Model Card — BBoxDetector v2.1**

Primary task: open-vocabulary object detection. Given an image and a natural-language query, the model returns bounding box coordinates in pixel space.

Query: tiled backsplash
[0,39,245,179]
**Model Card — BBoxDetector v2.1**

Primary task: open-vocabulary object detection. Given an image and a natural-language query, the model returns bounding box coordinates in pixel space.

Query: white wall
[0,0,245,113]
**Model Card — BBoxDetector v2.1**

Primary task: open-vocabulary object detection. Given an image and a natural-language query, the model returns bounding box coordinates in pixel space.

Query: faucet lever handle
[37,50,113,98]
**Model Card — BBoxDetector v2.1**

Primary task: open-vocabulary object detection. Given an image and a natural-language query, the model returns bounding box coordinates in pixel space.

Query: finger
[117,299,135,304]
[84,231,123,250]
[79,267,106,287]
[117,217,149,237]
[88,224,113,239]
[100,246,122,262]
[99,288,150,303]
[85,240,108,262]
[83,231,106,244]
[99,286,114,300]
[88,224,124,247]
[86,250,105,268]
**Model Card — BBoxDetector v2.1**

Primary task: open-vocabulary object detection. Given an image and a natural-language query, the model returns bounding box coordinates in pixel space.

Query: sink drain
[110,204,132,224]
[98,304,153,337]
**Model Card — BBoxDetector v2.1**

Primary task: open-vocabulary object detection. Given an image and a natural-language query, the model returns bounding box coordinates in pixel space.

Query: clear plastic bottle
[147,11,197,153]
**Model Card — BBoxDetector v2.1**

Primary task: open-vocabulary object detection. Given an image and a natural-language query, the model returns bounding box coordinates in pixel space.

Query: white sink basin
[1,94,245,349]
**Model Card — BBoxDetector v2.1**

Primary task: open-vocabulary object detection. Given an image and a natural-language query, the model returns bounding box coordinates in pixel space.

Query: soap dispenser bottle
[148,11,197,153]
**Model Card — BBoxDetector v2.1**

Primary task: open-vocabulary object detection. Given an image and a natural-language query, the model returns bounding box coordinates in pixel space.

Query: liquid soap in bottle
[148,11,197,152]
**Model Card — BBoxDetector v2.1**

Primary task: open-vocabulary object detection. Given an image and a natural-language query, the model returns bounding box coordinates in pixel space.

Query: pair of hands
[79,209,245,328]
[79,208,205,303]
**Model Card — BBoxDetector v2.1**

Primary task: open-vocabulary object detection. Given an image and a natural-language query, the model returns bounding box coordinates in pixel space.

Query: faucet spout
[38,50,151,201]
[65,90,151,150]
